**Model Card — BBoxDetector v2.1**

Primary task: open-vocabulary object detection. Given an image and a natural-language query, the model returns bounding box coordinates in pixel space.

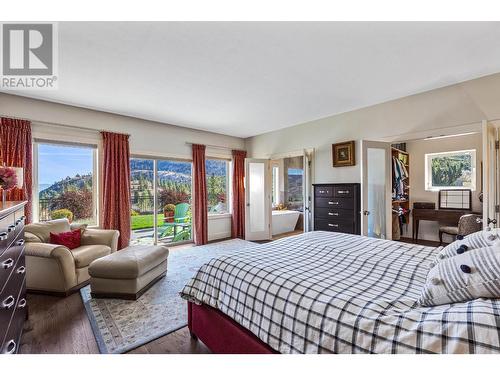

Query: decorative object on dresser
[0,201,27,355]
[313,183,360,234]
[332,141,355,167]
[0,167,23,205]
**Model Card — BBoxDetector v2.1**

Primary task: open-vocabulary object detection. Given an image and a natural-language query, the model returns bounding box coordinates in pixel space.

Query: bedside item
[313,183,360,234]
[413,202,435,209]
[0,200,27,355]
[89,244,169,300]
[438,214,482,245]
[24,218,119,296]
[332,141,355,167]
[438,189,472,210]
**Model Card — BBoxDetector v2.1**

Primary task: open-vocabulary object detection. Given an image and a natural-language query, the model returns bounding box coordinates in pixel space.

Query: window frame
[205,157,232,217]
[32,139,99,225]
[424,149,477,192]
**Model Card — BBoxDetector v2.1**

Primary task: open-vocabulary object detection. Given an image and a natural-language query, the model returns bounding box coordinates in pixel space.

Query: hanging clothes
[392,156,408,200]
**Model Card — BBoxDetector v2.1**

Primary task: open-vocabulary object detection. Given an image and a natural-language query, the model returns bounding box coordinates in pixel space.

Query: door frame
[360,140,392,239]
[244,158,272,241]
[482,120,499,229]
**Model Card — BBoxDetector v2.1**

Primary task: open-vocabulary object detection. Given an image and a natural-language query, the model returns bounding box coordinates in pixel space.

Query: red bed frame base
[188,301,277,354]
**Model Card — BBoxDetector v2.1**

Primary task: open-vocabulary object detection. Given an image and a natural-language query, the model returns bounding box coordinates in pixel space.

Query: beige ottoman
[89,244,169,300]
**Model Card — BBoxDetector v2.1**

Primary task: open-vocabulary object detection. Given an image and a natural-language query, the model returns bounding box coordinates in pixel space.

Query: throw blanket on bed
[180,231,500,354]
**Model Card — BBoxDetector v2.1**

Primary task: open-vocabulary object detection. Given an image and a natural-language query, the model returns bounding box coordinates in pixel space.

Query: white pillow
[430,229,500,268]
[419,245,500,306]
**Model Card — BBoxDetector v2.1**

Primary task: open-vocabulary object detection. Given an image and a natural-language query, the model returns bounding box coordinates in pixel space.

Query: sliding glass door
[130,157,192,245]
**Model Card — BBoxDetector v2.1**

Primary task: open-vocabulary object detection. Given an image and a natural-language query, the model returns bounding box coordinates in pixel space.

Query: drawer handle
[3,340,16,354]
[0,232,7,240]
[328,201,339,205]
[16,239,25,246]
[7,225,15,232]
[2,295,15,309]
[16,266,26,274]
[328,212,339,216]
[2,258,14,269]
[328,223,339,228]
[338,190,350,194]
[319,190,326,193]
[17,298,27,309]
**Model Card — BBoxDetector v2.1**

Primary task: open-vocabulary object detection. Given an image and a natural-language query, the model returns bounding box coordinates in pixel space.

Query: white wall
[406,133,482,242]
[0,93,245,241]
[245,72,500,241]
[245,72,500,182]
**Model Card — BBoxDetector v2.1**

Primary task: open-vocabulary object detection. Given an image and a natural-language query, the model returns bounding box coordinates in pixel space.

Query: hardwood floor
[20,292,210,354]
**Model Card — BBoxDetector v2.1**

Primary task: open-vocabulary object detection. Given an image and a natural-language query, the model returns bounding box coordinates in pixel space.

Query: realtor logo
[1,22,58,89]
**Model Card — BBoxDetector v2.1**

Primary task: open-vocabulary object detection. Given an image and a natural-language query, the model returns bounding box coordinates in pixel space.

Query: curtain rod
[0,114,131,136]
[185,142,244,152]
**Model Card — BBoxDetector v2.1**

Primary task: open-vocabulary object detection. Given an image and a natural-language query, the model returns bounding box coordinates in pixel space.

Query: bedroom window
[130,157,192,245]
[206,158,230,215]
[425,149,476,191]
[33,141,98,225]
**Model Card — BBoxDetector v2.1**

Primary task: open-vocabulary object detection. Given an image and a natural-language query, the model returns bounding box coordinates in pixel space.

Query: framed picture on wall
[332,141,355,167]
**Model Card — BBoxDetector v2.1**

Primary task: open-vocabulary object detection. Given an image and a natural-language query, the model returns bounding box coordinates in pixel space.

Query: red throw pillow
[50,229,82,250]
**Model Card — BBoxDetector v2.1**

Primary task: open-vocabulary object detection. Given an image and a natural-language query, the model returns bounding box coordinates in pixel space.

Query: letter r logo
[2,23,53,75]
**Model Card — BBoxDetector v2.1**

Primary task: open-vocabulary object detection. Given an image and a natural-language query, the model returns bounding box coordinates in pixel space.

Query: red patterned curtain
[231,150,246,239]
[101,131,131,249]
[192,144,208,245]
[0,118,33,223]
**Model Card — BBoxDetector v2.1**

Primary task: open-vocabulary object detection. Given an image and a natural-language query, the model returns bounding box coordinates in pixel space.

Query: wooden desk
[412,208,480,241]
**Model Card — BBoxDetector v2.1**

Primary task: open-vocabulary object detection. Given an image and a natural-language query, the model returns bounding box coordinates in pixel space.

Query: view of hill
[39,173,93,199]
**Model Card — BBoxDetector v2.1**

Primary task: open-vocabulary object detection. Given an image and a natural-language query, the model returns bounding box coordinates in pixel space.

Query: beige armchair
[24,219,120,296]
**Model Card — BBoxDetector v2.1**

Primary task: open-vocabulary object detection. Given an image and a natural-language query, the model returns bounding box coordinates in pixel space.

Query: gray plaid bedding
[180,231,500,353]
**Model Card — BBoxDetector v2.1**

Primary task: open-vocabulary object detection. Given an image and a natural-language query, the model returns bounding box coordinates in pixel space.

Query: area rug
[80,238,257,354]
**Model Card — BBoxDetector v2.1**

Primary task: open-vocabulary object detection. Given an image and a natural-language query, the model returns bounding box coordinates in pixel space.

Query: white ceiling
[5,22,500,138]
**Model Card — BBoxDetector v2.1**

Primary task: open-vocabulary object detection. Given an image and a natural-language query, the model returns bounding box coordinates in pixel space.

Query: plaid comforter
[180,231,500,353]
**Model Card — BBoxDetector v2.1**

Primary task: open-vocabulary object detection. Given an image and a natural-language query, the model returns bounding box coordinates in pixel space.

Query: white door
[303,150,313,232]
[482,120,499,229]
[361,140,392,239]
[245,158,272,241]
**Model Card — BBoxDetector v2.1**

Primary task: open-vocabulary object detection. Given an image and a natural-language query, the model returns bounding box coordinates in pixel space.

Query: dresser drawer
[333,185,355,198]
[0,255,25,349]
[0,213,17,257]
[315,219,354,234]
[314,186,333,197]
[13,214,25,242]
[315,197,354,209]
[1,278,26,354]
[315,207,354,222]
[0,235,24,294]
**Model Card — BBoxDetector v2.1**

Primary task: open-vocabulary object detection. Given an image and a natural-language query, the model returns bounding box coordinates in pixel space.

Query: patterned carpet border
[80,239,257,354]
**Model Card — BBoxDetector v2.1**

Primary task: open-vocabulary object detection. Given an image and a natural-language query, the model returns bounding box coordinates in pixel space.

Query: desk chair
[439,214,482,245]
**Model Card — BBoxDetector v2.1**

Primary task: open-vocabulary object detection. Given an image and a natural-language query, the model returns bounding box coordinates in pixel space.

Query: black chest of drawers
[313,184,360,235]
[0,201,27,355]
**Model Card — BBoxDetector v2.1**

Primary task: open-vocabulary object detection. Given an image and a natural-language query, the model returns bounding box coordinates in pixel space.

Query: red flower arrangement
[0,167,18,191]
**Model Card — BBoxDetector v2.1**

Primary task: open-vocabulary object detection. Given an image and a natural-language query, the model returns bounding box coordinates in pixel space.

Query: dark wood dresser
[313,184,361,235]
[0,201,27,354]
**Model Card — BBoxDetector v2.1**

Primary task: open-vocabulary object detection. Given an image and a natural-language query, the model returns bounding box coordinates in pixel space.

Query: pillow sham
[419,245,500,306]
[430,229,500,267]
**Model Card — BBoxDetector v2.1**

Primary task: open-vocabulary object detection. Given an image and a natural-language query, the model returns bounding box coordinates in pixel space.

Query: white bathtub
[272,210,301,235]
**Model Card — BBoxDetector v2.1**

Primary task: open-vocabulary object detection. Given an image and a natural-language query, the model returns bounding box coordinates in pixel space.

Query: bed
[180,231,500,354]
